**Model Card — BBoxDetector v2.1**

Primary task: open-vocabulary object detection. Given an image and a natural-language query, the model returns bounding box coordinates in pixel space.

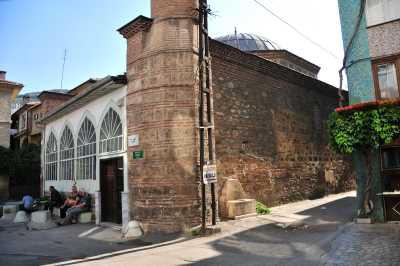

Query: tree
[328,105,400,217]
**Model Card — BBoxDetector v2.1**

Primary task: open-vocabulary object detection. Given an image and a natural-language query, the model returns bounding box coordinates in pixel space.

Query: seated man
[47,186,63,216]
[59,185,79,218]
[21,195,34,213]
[58,189,91,225]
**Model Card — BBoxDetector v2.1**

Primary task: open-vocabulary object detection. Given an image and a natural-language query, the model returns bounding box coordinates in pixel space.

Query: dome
[216,33,279,51]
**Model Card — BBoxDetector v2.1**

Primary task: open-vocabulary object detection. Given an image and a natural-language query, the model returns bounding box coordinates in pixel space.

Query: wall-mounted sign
[132,150,144,160]
[128,134,139,147]
[203,164,217,184]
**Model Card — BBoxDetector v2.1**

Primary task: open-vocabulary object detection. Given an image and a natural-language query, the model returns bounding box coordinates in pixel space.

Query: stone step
[227,199,257,220]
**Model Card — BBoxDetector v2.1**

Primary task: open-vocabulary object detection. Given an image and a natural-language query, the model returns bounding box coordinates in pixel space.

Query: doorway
[100,157,123,224]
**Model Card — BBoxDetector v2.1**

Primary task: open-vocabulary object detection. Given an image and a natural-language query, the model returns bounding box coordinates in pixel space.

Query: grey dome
[216,33,279,51]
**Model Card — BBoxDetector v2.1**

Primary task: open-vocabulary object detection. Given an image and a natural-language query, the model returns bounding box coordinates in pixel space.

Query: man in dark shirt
[58,189,91,225]
[48,186,63,216]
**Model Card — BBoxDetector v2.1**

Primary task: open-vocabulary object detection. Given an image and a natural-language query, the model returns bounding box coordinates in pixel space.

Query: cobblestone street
[323,224,400,266]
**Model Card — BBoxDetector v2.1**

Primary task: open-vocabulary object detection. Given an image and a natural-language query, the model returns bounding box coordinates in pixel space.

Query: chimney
[151,0,198,19]
[0,71,6,81]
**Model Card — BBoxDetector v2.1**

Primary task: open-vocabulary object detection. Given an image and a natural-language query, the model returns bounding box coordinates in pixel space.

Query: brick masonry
[210,40,355,207]
[122,0,354,233]
[125,0,201,233]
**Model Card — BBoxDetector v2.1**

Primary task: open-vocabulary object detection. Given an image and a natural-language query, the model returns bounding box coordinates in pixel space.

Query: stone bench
[28,210,56,230]
[53,207,61,217]
[227,199,257,220]
[78,212,92,224]
[13,210,29,223]
[1,204,18,220]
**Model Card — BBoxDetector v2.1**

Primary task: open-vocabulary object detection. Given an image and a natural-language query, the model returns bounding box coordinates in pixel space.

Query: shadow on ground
[0,221,181,266]
[188,196,356,266]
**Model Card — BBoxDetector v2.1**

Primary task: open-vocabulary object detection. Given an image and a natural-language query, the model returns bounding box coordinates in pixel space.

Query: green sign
[132,150,144,160]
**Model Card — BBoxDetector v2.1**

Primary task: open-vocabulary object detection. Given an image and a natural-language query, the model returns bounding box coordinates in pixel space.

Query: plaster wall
[0,90,12,148]
[43,86,127,194]
[368,20,400,58]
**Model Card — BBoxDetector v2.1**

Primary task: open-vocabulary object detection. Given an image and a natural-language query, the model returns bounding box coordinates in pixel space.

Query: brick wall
[211,40,354,206]
[125,0,201,233]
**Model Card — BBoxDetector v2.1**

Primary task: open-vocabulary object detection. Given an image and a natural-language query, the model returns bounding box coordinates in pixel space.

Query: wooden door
[100,158,123,224]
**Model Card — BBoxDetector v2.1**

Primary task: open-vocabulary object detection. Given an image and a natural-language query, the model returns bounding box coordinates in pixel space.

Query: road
[47,192,358,266]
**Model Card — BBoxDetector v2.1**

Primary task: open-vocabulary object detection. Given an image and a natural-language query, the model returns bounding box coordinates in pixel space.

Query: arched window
[45,132,58,181]
[77,118,96,180]
[100,108,123,154]
[60,127,74,180]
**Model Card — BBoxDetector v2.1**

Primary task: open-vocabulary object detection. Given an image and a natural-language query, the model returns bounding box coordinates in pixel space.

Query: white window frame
[99,108,123,154]
[76,118,96,180]
[45,132,58,181]
[60,126,75,181]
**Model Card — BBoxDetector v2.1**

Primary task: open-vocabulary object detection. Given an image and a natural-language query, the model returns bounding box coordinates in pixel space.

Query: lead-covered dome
[216,33,279,51]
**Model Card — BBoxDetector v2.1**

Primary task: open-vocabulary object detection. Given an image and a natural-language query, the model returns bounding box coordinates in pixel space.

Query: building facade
[338,0,400,221]
[41,0,354,234]
[11,91,73,148]
[0,71,23,201]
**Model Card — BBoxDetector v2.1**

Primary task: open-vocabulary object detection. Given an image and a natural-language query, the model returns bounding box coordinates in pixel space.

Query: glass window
[99,108,123,154]
[382,148,400,170]
[76,118,96,180]
[60,127,75,181]
[45,133,58,181]
[377,63,399,99]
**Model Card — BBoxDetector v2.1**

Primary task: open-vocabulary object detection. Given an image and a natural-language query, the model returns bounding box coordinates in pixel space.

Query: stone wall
[211,40,355,207]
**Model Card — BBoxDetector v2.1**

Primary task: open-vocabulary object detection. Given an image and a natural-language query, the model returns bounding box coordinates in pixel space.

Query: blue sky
[1,0,345,93]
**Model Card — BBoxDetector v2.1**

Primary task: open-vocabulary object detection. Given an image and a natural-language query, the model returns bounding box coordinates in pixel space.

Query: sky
[0,0,345,94]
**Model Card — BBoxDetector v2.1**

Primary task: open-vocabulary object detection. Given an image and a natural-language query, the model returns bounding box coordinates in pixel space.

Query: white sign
[128,134,139,147]
[203,165,217,184]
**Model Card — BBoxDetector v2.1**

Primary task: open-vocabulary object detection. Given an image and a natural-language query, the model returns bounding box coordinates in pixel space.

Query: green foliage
[256,201,271,215]
[9,144,41,186]
[328,106,400,154]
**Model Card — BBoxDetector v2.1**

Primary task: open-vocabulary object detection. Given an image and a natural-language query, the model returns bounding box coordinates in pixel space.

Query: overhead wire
[253,0,341,61]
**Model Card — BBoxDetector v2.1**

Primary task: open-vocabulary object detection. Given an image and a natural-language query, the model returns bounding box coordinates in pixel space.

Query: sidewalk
[50,191,357,266]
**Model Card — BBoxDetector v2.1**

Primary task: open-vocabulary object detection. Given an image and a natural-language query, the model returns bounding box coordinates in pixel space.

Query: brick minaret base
[121,0,201,233]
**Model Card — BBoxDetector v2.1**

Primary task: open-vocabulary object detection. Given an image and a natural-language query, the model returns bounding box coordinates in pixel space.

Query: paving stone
[322,224,400,266]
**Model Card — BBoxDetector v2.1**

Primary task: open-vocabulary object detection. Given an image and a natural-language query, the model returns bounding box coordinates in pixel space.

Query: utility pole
[60,49,67,90]
[198,0,217,232]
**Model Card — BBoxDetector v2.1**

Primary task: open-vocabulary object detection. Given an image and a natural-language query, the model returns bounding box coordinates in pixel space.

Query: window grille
[60,127,75,180]
[99,108,123,154]
[45,133,58,181]
[76,118,96,180]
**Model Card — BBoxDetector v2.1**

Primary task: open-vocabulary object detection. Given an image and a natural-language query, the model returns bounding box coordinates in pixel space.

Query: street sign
[203,164,217,184]
[128,134,139,147]
[132,150,144,160]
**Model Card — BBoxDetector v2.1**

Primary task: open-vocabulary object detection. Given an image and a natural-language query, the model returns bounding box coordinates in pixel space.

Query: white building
[41,75,129,226]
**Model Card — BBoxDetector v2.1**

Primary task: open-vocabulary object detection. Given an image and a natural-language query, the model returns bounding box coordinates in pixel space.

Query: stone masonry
[211,41,354,207]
